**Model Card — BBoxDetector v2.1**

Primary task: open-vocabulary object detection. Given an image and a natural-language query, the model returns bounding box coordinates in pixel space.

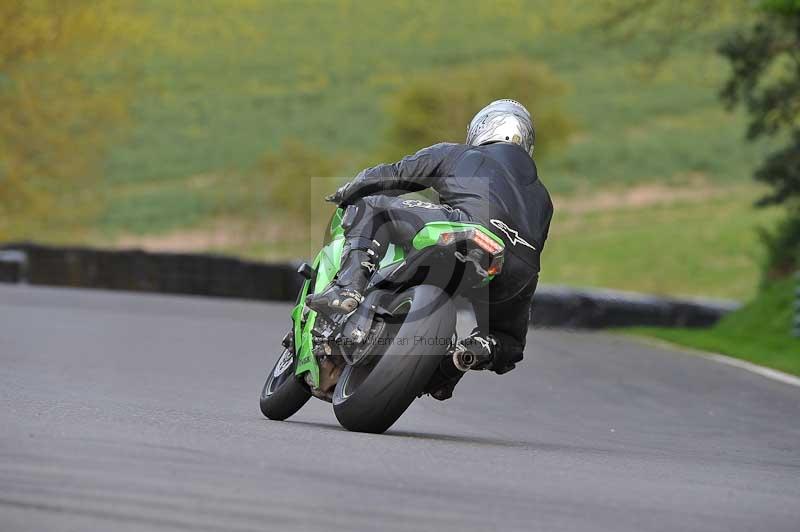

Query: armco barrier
[0,242,303,302]
[0,250,27,283]
[0,242,739,328]
[530,285,739,329]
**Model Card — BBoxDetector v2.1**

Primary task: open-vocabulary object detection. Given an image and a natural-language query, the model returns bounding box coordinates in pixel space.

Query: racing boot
[427,355,464,401]
[306,244,380,316]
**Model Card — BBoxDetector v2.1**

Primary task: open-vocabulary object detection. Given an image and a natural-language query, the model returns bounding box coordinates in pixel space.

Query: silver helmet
[466,99,535,156]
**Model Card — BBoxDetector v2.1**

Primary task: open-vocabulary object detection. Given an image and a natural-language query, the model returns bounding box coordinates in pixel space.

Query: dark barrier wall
[0,242,304,302]
[0,257,22,283]
[0,242,738,329]
[529,285,737,329]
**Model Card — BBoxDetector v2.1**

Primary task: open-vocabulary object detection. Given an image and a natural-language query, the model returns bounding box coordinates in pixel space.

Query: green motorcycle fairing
[291,207,504,388]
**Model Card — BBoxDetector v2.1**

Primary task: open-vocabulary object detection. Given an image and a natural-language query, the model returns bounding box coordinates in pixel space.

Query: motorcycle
[259,206,505,433]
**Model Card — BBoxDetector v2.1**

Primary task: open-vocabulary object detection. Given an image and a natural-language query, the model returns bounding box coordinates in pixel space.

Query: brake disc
[340,318,387,367]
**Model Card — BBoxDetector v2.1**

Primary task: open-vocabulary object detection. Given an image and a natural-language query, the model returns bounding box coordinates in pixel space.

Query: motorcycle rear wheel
[332,285,456,434]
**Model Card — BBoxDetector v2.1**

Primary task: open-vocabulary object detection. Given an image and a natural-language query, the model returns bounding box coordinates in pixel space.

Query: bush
[260,139,344,225]
[760,207,800,281]
[382,58,574,161]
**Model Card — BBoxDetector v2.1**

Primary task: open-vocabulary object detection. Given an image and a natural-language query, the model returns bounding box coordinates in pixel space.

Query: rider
[306,99,553,400]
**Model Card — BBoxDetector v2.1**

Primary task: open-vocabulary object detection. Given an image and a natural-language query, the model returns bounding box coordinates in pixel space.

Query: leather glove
[325,182,352,205]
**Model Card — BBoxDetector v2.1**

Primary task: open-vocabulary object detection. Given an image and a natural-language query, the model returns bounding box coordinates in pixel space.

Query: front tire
[260,348,311,421]
[332,285,456,433]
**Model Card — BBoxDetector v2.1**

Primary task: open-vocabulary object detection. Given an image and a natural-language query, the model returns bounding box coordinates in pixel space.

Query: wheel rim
[264,348,295,398]
[273,348,294,378]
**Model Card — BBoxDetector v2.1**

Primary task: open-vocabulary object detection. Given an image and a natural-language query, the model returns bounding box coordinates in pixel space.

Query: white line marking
[703,353,800,388]
[632,336,800,388]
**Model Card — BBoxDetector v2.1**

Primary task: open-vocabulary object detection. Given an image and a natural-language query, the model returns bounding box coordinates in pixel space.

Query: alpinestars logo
[401,199,454,212]
[472,335,492,352]
[490,219,537,251]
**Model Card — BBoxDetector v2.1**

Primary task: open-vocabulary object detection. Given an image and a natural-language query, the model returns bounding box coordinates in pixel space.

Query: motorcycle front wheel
[260,347,311,421]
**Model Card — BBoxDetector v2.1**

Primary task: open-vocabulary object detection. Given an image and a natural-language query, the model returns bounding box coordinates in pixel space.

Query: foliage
[719,3,800,277]
[760,0,800,15]
[261,139,344,224]
[0,0,143,240]
[382,58,573,159]
[758,208,800,280]
[630,277,799,376]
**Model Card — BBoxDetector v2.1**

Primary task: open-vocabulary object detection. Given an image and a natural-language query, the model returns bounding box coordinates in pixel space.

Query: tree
[0,0,143,240]
[719,0,800,277]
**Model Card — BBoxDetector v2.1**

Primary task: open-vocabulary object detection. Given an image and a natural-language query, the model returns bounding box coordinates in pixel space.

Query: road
[1,284,798,531]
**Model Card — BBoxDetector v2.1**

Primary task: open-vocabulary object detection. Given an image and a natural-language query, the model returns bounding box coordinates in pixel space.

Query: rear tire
[260,348,311,421]
[332,285,456,433]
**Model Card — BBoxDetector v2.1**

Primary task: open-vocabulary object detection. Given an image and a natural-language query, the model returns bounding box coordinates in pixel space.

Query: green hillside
[106,2,767,187]
[79,2,779,299]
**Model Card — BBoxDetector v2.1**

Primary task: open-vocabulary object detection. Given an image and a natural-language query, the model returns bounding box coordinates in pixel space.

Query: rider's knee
[342,203,359,231]
[343,196,387,233]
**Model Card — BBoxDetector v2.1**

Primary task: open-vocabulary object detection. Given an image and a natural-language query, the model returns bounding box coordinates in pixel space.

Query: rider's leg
[304,239,382,314]
[306,199,387,314]
[306,195,461,316]
[426,354,464,401]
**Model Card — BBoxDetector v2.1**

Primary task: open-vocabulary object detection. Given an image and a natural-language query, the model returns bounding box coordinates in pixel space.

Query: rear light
[438,228,502,255]
[486,261,502,276]
[438,231,459,245]
[472,230,503,255]
[437,228,504,277]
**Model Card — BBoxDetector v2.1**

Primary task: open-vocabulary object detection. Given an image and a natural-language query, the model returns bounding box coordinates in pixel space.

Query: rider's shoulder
[406,143,470,162]
[420,142,469,152]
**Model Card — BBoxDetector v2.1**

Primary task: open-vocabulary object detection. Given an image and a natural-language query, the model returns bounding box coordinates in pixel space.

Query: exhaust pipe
[453,350,477,372]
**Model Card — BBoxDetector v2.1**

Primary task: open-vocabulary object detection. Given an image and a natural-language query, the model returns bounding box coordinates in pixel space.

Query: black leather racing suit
[337,142,553,372]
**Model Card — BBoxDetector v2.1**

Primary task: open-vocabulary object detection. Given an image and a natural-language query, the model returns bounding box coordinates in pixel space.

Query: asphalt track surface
[1,285,799,532]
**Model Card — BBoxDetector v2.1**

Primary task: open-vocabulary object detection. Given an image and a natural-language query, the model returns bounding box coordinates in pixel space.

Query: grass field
[71,2,781,300]
[546,184,781,300]
[629,277,799,376]
[103,2,770,190]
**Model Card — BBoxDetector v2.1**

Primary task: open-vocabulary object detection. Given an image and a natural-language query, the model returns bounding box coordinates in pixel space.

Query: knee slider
[341,204,359,231]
